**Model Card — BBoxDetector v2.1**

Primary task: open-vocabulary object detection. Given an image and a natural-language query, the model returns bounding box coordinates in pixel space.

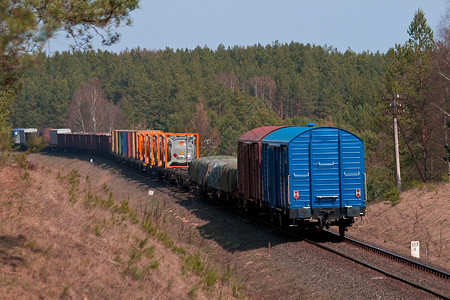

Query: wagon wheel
[338,220,346,238]
[278,212,284,228]
[241,199,248,212]
[269,209,275,223]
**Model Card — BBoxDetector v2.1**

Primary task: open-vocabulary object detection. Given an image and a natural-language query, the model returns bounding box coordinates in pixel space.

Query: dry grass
[0,156,238,299]
[349,181,450,270]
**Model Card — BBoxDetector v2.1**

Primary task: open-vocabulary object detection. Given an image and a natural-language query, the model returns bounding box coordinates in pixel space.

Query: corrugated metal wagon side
[260,124,365,236]
[237,126,285,205]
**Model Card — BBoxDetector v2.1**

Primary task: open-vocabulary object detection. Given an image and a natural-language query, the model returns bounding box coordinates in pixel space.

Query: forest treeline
[9,10,450,202]
[13,43,386,152]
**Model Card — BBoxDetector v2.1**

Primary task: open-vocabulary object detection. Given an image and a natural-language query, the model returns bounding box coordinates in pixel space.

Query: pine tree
[386,9,436,182]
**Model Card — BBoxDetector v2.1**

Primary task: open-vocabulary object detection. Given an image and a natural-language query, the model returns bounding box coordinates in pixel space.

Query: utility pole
[385,94,403,191]
[390,94,402,192]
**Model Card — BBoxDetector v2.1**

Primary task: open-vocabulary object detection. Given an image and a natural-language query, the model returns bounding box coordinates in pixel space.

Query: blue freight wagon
[260,123,365,236]
[11,128,38,148]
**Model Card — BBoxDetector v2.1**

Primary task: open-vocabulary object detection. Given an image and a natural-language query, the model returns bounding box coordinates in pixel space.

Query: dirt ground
[1,152,449,299]
[347,181,450,271]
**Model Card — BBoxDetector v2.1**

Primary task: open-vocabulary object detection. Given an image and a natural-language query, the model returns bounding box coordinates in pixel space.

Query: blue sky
[48,0,448,54]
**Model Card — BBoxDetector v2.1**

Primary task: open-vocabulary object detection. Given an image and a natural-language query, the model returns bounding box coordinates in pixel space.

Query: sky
[47,0,448,55]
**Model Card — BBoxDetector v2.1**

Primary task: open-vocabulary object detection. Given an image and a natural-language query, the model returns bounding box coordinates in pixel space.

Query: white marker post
[411,241,420,258]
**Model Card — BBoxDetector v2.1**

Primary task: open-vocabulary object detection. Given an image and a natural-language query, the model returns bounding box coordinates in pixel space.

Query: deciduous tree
[68,78,124,133]
[189,98,220,155]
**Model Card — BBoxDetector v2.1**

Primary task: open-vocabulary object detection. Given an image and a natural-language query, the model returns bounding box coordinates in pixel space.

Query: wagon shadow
[40,151,336,253]
[174,190,298,253]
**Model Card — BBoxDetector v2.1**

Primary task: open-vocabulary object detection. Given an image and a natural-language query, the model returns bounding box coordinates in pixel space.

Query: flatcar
[111,130,199,169]
[53,130,199,181]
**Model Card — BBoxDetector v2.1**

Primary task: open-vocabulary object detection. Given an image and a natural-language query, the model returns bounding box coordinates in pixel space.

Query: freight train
[188,124,366,237]
[14,123,366,237]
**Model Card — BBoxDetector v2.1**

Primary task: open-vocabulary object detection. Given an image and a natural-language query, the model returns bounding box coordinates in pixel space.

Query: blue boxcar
[260,124,365,232]
[11,128,22,144]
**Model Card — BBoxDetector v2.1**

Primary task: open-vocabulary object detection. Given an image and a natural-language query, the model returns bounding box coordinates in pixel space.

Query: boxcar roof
[260,126,312,144]
[261,126,362,145]
[238,126,286,143]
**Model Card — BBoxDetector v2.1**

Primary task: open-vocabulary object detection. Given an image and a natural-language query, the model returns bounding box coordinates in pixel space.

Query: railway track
[298,229,450,299]
[157,178,450,299]
[325,230,450,280]
[51,152,450,299]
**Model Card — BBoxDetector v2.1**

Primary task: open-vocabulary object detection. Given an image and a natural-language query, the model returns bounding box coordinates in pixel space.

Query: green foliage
[13,152,28,170]
[383,186,401,206]
[405,179,425,190]
[157,232,174,249]
[113,199,138,223]
[149,260,159,269]
[84,190,114,210]
[202,269,220,291]
[9,16,447,196]
[232,277,246,299]
[0,124,12,164]
[0,0,139,78]
[141,216,158,236]
[385,9,440,183]
[172,246,186,255]
[366,166,395,202]
[188,285,199,298]
[124,239,159,281]
[0,0,139,134]
[0,90,16,128]
[143,246,155,259]
[24,136,45,153]
[183,253,204,276]
[12,43,386,132]
[60,169,81,203]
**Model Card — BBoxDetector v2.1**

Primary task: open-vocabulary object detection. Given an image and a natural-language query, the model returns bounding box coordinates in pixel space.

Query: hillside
[0,152,448,299]
[0,154,239,299]
[347,182,450,270]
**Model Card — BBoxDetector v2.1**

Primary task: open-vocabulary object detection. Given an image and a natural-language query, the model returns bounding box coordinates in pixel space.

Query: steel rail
[80,153,450,299]
[299,234,450,300]
[197,195,450,299]
[324,230,450,280]
[227,205,450,299]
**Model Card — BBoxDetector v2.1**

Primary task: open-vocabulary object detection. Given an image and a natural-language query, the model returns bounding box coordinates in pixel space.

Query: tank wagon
[111,130,199,171]
[188,124,366,236]
[53,129,198,181]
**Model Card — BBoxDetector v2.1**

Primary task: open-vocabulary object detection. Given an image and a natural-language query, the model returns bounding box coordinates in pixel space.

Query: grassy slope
[348,181,450,270]
[0,156,237,299]
[1,152,448,298]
